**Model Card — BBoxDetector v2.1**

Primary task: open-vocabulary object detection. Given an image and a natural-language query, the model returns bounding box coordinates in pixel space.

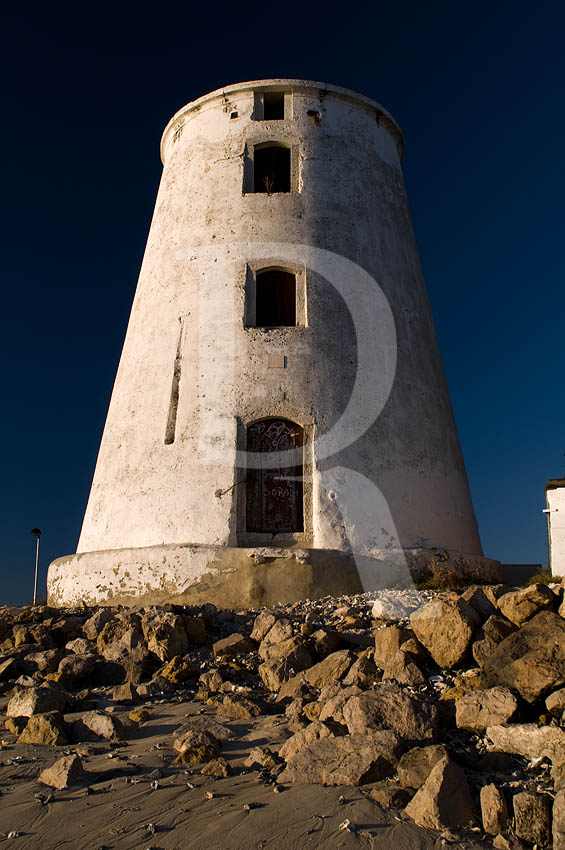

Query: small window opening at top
[253,145,291,193]
[256,269,296,327]
[263,91,285,120]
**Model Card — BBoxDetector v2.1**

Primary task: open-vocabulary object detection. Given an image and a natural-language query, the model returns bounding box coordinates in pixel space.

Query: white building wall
[76,79,482,558]
[546,482,565,577]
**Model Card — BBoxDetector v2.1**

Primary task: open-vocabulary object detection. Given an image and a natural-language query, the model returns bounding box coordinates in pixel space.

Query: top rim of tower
[160,79,405,164]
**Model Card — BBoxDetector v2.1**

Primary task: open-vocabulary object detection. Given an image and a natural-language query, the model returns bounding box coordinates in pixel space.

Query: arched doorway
[246,418,304,533]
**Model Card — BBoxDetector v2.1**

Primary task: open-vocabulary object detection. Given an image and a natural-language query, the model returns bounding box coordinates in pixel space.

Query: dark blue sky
[2,3,563,604]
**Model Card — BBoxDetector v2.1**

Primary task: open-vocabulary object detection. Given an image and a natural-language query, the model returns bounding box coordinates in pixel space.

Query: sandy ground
[0,698,487,850]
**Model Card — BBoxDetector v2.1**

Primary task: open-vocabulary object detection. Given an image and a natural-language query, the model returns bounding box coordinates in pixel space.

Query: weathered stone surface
[512,791,553,847]
[368,781,413,808]
[461,586,497,621]
[199,669,224,694]
[260,619,293,648]
[5,716,27,735]
[216,694,263,719]
[18,711,69,745]
[303,650,354,688]
[343,684,438,743]
[342,651,379,687]
[486,723,565,761]
[38,754,90,789]
[212,633,255,660]
[455,687,518,731]
[141,611,189,662]
[184,616,207,644]
[382,649,426,686]
[310,628,341,657]
[554,789,565,850]
[280,731,402,786]
[175,715,235,742]
[201,757,231,776]
[546,687,565,716]
[497,583,555,626]
[279,720,333,761]
[159,655,198,684]
[83,607,114,640]
[319,685,362,726]
[21,649,64,676]
[173,729,219,763]
[244,746,281,770]
[111,682,139,704]
[480,783,509,834]
[373,625,411,670]
[73,710,125,742]
[404,755,476,830]
[128,707,150,723]
[250,611,277,642]
[55,653,96,688]
[65,637,93,654]
[97,614,145,662]
[0,656,19,680]
[410,593,480,668]
[7,684,69,717]
[397,744,448,789]
[472,615,517,668]
[481,612,565,702]
[258,635,312,666]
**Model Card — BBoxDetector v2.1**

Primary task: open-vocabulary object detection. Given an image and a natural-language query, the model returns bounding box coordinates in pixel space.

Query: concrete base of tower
[47,544,503,608]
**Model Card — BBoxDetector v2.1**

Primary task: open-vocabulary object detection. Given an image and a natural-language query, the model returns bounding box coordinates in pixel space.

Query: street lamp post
[31,528,41,606]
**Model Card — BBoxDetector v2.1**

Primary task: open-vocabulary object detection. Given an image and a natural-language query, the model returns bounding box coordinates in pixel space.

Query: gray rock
[83,607,115,640]
[141,611,189,662]
[554,789,565,850]
[279,731,402,786]
[250,611,276,642]
[472,615,516,668]
[39,754,90,789]
[497,583,555,626]
[486,723,565,762]
[7,683,69,717]
[212,632,256,660]
[343,683,438,744]
[174,715,235,742]
[382,649,426,686]
[403,755,477,830]
[455,687,518,731]
[480,783,509,834]
[481,611,565,702]
[279,720,333,761]
[368,781,413,809]
[410,593,480,668]
[512,791,553,847]
[73,710,125,742]
[18,711,69,745]
[342,651,380,687]
[397,744,448,789]
[303,650,354,688]
[373,625,411,670]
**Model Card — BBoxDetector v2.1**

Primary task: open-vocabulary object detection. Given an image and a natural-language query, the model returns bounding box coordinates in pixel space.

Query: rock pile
[1,579,564,848]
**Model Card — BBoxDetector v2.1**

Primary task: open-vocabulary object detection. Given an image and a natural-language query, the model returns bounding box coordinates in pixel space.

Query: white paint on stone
[48,78,485,606]
[546,480,565,576]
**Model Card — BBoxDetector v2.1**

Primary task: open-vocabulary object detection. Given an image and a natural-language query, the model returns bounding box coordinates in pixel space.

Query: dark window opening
[253,145,291,193]
[263,91,285,120]
[256,269,296,327]
[246,419,304,533]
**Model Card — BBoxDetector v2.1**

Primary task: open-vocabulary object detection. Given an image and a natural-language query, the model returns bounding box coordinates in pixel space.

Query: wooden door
[246,419,304,533]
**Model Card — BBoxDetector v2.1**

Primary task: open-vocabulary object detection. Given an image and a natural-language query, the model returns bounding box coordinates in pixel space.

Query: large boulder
[303,650,354,688]
[21,649,64,676]
[279,720,333,762]
[258,637,313,690]
[554,790,565,850]
[480,784,510,835]
[141,611,189,662]
[342,683,438,744]
[97,613,146,662]
[173,729,219,763]
[512,791,553,848]
[83,607,115,640]
[404,755,477,830]
[497,583,555,626]
[72,710,125,743]
[547,687,565,717]
[373,625,412,670]
[342,652,379,688]
[250,611,277,642]
[472,615,516,668]
[397,744,448,789]
[212,633,255,660]
[18,711,69,745]
[455,687,518,731]
[7,683,69,717]
[382,649,426,687]
[410,593,480,668]
[481,611,565,702]
[55,653,96,689]
[39,754,90,789]
[173,715,235,742]
[279,731,402,786]
[485,723,565,762]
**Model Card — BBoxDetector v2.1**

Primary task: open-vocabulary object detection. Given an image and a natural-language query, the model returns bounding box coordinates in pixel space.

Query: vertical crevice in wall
[164,317,186,445]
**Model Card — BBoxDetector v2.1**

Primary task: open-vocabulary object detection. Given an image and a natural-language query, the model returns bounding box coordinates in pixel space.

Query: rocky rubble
[0,579,564,847]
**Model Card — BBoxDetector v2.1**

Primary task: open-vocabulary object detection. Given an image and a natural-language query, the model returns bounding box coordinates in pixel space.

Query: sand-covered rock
[18,711,69,745]
[39,754,90,789]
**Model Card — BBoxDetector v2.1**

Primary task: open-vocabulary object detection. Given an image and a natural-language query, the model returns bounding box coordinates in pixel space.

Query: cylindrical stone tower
[48,79,489,608]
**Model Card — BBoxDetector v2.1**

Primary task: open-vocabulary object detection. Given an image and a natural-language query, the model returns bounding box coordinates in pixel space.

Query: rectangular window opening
[253,145,291,193]
[263,91,285,120]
